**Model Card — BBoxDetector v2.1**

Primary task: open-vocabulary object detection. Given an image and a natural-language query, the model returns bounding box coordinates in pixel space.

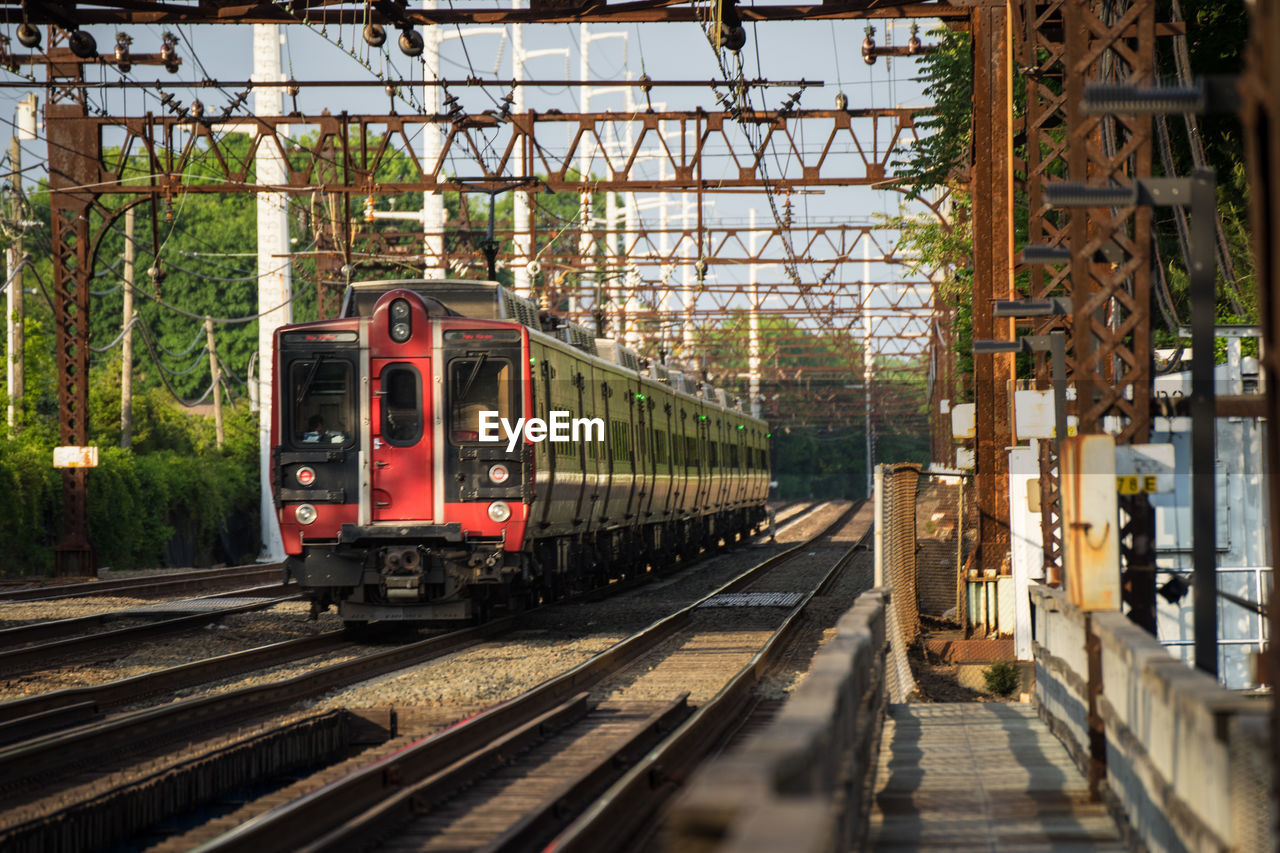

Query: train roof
[340,279,597,356]
[339,280,758,420]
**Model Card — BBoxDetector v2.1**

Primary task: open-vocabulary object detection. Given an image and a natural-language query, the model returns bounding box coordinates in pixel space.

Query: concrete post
[253,23,292,561]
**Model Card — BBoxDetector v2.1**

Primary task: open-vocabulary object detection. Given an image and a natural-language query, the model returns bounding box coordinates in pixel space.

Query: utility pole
[6,132,22,432]
[205,315,224,449]
[120,206,135,447]
[863,238,874,497]
[254,23,291,560]
[423,0,446,277]
[748,208,761,418]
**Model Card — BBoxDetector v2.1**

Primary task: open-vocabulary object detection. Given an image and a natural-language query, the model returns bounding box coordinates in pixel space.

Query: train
[272,280,771,626]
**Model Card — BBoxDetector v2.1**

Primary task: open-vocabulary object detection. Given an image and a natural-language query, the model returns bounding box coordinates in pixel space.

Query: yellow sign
[1116,474,1160,495]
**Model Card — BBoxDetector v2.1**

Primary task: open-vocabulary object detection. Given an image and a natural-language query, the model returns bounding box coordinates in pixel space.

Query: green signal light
[766,432,771,437]
[635,394,645,401]
[529,357,536,365]
[737,424,744,430]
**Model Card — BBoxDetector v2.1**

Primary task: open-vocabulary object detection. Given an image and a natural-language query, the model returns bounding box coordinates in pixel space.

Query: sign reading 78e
[1114,444,1175,495]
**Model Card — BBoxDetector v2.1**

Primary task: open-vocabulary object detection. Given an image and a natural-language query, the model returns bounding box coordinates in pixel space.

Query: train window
[449,356,513,444]
[379,364,423,446]
[655,430,668,465]
[709,442,718,469]
[610,420,628,463]
[290,358,354,448]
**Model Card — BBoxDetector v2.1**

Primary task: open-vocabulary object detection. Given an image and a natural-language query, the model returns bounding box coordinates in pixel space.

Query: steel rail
[0,564,285,602]
[0,617,514,796]
[188,501,855,853]
[301,696,691,853]
[547,507,874,852]
[0,584,299,655]
[0,630,353,745]
[0,508,806,749]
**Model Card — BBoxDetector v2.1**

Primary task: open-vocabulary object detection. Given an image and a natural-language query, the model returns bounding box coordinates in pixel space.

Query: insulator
[190,99,204,118]
[862,36,876,66]
[398,28,424,58]
[835,92,848,110]
[718,24,746,52]
[16,23,40,49]
[114,34,132,72]
[68,30,98,60]
[363,23,386,48]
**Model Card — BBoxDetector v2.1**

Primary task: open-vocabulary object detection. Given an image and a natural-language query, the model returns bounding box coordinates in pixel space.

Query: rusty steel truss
[965,0,1159,588]
[0,1,968,27]
[39,91,939,569]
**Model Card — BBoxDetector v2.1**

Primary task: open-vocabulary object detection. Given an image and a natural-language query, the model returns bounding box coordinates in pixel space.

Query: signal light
[389,298,412,342]
[488,464,510,484]
[295,504,318,525]
[296,466,316,487]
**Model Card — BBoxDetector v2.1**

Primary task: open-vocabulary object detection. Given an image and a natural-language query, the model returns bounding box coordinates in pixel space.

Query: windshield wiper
[457,353,487,401]
[295,355,327,407]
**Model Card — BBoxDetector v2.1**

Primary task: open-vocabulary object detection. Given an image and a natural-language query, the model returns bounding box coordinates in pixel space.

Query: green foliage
[0,439,61,573]
[894,28,972,196]
[982,661,1020,696]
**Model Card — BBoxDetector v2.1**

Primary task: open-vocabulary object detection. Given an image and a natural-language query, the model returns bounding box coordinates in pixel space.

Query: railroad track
[0,563,286,602]
[0,501,843,852]
[178,501,869,853]
[0,629,360,745]
[0,583,301,658]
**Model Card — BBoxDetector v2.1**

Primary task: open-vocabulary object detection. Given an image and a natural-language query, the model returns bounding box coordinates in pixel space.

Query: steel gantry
[24,0,1171,587]
[34,88,939,570]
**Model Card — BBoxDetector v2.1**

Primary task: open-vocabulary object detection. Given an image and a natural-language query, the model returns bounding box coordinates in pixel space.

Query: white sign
[53,446,99,469]
[1012,390,1079,439]
[1114,443,1176,494]
[951,403,975,440]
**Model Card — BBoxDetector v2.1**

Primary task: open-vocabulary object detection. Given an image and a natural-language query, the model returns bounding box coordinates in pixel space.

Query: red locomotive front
[273,279,771,629]
[274,282,533,626]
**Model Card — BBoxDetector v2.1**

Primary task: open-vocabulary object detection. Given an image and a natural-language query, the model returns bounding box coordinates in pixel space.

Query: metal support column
[970,1,1015,572]
[46,49,97,575]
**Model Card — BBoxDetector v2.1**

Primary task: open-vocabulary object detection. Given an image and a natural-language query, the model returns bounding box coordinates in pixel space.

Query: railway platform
[867,703,1124,852]
[668,470,1272,853]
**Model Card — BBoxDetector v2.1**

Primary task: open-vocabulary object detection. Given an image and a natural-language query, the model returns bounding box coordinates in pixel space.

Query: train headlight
[389,298,412,342]
[487,501,511,523]
[295,504,318,525]
[296,466,316,487]
[488,463,510,484]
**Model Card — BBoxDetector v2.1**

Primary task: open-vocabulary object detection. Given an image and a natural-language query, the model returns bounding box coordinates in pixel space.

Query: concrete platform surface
[867,703,1126,852]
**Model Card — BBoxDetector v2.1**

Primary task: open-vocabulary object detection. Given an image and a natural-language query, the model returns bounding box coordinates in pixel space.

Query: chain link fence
[875,463,919,702]
[875,463,972,702]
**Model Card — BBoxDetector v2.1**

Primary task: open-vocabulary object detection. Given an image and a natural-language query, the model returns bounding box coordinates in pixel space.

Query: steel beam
[970,1,1015,574]
[1239,0,1280,829]
[45,36,97,576]
[0,2,969,27]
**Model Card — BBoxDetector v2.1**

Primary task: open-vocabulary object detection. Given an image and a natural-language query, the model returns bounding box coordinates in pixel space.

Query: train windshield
[290,357,355,447]
[449,355,513,443]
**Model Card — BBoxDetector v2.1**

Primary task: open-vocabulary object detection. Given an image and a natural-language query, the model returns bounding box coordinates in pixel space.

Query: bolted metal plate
[698,592,803,609]
[122,597,281,614]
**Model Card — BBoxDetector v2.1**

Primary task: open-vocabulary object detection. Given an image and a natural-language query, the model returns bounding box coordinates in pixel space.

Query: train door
[571,369,590,525]
[677,408,691,515]
[661,402,676,518]
[535,359,557,531]
[370,358,431,521]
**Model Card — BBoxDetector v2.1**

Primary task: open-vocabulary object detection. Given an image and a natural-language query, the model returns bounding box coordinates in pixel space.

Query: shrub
[982,661,1020,696]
